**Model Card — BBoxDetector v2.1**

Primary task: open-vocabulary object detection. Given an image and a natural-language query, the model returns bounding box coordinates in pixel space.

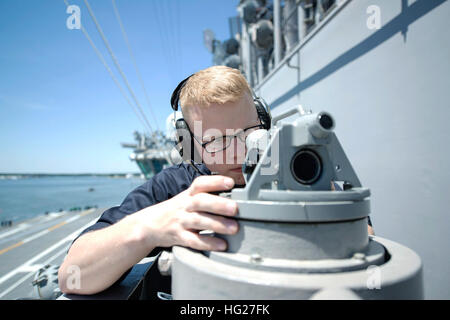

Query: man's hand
[134,175,239,252]
[59,175,239,295]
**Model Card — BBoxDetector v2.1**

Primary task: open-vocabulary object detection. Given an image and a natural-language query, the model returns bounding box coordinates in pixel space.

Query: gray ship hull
[252,0,450,299]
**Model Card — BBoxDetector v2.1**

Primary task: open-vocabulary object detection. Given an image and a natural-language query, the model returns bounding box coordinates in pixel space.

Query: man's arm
[58,175,239,295]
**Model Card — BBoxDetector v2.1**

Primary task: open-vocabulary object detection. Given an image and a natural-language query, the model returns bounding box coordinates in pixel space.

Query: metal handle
[272,105,309,125]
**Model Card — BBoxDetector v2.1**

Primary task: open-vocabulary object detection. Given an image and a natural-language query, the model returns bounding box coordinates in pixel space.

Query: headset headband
[170,75,193,112]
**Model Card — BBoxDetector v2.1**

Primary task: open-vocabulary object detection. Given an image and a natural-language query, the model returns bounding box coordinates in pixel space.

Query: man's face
[185,93,260,185]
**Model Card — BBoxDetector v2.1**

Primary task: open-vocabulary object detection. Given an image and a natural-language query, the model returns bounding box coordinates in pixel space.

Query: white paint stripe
[2,214,83,250]
[0,218,98,287]
[48,212,66,218]
[0,224,29,241]
[16,264,45,273]
[22,230,49,243]
[65,215,81,224]
[0,271,36,299]
[0,246,69,299]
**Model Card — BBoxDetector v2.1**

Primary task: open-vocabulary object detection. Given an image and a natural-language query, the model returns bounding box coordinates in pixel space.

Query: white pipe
[273,0,282,65]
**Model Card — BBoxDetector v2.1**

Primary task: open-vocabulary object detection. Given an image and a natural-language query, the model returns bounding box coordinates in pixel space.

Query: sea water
[0,176,145,224]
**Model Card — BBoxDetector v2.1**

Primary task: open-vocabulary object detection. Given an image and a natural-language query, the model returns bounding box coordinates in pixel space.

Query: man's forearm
[58,176,240,295]
[58,213,153,295]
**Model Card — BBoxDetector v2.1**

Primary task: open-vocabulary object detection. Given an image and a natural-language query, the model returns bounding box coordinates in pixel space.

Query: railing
[238,0,349,88]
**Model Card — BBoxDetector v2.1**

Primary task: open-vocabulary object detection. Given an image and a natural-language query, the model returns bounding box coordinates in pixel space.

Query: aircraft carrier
[121,129,180,180]
[0,208,103,299]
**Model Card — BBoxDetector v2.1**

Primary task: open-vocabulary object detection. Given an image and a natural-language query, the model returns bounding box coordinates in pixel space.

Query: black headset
[170,74,272,163]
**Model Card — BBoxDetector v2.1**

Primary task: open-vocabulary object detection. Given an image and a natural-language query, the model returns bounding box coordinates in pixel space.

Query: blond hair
[179,66,252,111]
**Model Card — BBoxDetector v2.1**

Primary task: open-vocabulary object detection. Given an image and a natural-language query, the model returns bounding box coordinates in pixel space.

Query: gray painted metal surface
[172,236,423,300]
[210,217,373,262]
[251,0,449,299]
[170,104,423,299]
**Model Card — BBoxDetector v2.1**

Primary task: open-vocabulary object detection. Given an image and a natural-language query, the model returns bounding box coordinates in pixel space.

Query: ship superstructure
[121,130,177,180]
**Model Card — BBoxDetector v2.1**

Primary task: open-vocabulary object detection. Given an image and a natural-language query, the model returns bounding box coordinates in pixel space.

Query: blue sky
[0,0,240,173]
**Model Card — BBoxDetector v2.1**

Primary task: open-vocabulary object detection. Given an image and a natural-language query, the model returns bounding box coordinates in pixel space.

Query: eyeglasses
[192,124,265,153]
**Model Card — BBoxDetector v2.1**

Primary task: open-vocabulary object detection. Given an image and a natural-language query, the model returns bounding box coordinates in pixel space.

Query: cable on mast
[111,0,160,131]
[83,0,154,133]
[63,0,151,136]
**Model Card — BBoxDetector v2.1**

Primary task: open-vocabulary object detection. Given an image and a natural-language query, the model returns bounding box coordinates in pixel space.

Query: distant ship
[121,114,182,180]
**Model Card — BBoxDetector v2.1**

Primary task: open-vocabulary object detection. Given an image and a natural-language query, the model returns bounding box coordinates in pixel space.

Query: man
[58,66,374,295]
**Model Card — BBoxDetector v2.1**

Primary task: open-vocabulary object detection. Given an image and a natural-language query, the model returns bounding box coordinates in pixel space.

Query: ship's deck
[0,208,104,299]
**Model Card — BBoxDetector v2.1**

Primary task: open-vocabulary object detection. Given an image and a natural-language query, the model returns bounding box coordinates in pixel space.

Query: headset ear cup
[176,138,183,157]
[175,118,201,163]
[175,119,189,160]
[254,98,272,130]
